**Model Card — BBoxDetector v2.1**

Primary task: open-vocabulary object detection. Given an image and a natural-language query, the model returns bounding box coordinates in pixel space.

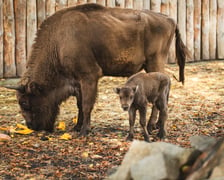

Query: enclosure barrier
[0,0,224,78]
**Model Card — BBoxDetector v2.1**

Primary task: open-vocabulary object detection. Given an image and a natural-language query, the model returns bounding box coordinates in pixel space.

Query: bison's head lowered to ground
[12,82,59,131]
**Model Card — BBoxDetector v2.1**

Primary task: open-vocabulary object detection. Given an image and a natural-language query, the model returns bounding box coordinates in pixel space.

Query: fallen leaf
[16,123,28,129]
[57,121,66,131]
[73,117,78,125]
[81,152,89,159]
[0,133,11,142]
[14,128,33,135]
[59,133,72,140]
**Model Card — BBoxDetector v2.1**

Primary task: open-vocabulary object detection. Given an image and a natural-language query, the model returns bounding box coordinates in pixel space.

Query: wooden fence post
[37,0,46,27]
[68,0,77,6]
[168,0,177,64]
[186,0,194,62]
[56,0,68,11]
[217,0,224,59]
[201,0,209,60]
[125,0,133,8]
[133,0,143,9]
[150,0,161,12]
[161,0,169,15]
[14,0,26,77]
[193,0,201,61]
[96,0,105,6]
[177,0,186,45]
[0,0,3,78]
[143,0,150,10]
[107,0,116,7]
[46,0,56,18]
[27,0,37,58]
[3,0,16,77]
[209,0,217,60]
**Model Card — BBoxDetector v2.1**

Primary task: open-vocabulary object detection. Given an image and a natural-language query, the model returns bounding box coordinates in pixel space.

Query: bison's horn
[4,85,25,93]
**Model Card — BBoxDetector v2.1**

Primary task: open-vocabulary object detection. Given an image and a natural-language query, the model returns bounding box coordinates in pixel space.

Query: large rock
[107,140,192,180]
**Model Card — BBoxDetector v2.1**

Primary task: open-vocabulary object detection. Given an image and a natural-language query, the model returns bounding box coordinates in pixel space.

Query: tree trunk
[150,0,161,12]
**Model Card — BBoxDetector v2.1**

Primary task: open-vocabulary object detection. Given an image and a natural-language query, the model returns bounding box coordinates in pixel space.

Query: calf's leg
[139,106,150,142]
[127,106,136,141]
[147,105,159,134]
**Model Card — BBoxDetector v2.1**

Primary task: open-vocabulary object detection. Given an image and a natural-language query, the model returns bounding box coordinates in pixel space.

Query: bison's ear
[114,87,121,94]
[132,85,139,93]
[27,82,43,95]
[4,85,25,94]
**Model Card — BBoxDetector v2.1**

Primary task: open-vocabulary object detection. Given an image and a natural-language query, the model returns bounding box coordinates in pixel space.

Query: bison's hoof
[74,125,82,132]
[126,134,134,141]
[144,135,150,143]
[147,124,156,134]
[157,130,166,140]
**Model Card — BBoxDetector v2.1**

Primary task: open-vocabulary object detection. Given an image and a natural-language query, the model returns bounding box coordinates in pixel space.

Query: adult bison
[8,3,189,136]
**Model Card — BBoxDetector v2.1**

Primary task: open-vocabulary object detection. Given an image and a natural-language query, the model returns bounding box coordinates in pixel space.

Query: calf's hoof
[157,130,166,140]
[143,135,150,143]
[147,124,157,134]
[126,134,134,141]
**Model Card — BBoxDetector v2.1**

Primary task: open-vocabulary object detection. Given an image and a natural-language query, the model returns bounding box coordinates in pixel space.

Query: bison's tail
[175,26,190,84]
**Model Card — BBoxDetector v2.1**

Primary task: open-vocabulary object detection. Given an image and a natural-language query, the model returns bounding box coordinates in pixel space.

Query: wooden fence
[0,0,224,78]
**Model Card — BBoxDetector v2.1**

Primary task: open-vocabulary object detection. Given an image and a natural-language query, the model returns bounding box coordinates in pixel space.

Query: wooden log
[143,0,150,10]
[161,0,169,15]
[14,0,26,77]
[209,0,217,60]
[193,0,201,61]
[37,0,46,27]
[56,0,68,11]
[177,0,186,45]
[133,0,143,10]
[46,0,56,18]
[0,0,3,78]
[3,0,16,77]
[96,0,105,6]
[201,0,209,60]
[168,0,177,64]
[186,0,194,62]
[27,0,37,58]
[68,0,78,6]
[217,0,224,59]
[150,0,161,12]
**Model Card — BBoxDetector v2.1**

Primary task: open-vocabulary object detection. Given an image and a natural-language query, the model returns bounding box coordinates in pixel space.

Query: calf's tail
[175,26,191,84]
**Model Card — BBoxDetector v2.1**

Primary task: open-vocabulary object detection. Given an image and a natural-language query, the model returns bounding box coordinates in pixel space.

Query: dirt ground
[0,61,224,179]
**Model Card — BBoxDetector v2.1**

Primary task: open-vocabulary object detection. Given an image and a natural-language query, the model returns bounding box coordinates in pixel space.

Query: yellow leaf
[73,117,78,125]
[0,127,9,131]
[14,128,33,135]
[59,133,72,140]
[81,152,89,159]
[16,123,28,129]
[57,121,66,131]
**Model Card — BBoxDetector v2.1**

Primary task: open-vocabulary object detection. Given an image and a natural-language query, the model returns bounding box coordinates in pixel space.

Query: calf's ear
[114,87,120,94]
[133,85,139,93]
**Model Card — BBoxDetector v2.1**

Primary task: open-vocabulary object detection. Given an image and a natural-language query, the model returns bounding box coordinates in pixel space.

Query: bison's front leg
[74,89,83,132]
[79,78,98,137]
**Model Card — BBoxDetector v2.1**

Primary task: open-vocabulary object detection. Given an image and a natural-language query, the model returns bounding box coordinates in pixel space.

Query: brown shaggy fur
[13,3,189,136]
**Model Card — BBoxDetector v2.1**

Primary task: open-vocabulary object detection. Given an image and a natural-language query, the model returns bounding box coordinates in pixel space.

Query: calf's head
[114,86,138,111]
[9,82,59,132]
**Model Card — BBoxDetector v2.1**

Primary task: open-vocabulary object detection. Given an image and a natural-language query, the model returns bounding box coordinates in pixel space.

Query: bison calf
[115,72,171,142]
